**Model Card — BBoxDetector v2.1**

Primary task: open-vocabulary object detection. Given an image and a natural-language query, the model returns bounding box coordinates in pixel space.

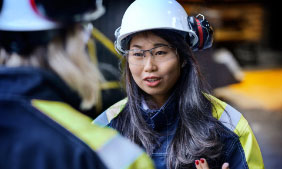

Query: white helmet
[115,0,198,54]
[0,0,105,31]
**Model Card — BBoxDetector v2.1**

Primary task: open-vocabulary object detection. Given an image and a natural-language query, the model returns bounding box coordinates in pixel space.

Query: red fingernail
[200,158,205,163]
[195,160,199,165]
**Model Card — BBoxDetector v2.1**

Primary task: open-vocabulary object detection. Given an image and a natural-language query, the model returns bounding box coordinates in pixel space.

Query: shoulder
[207,95,265,169]
[93,97,128,127]
[30,99,120,150]
[32,99,155,169]
[0,99,108,169]
[206,94,246,136]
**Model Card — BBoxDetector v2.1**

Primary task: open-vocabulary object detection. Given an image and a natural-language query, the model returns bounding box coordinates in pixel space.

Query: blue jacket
[0,67,155,169]
[94,94,265,169]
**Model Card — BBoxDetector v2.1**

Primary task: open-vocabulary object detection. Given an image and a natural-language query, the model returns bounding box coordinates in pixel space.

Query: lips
[143,76,161,87]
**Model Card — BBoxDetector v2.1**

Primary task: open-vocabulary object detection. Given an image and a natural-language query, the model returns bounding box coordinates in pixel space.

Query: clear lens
[126,45,176,65]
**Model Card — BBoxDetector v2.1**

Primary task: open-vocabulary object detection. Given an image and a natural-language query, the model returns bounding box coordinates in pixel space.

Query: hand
[195,158,229,169]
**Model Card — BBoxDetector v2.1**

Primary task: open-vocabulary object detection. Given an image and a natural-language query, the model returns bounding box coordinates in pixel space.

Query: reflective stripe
[32,99,116,149]
[208,94,226,119]
[235,117,265,169]
[97,134,145,169]
[105,98,128,122]
[208,94,242,132]
[93,98,127,126]
[32,99,155,169]
[219,104,242,132]
[93,111,109,127]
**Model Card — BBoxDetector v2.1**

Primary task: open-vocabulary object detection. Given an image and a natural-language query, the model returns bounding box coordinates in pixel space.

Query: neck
[148,95,169,109]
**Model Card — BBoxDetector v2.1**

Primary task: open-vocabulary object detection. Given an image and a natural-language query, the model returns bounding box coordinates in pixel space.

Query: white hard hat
[0,0,105,31]
[115,0,198,54]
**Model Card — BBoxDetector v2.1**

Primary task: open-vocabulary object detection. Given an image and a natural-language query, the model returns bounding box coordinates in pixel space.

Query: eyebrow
[131,44,142,48]
[131,43,169,48]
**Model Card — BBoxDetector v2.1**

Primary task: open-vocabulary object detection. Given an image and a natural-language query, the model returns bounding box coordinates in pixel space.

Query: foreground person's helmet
[0,0,105,54]
[114,0,213,54]
[0,0,105,31]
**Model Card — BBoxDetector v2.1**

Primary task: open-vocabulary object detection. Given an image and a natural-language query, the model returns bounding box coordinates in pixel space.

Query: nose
[143,52,157,72]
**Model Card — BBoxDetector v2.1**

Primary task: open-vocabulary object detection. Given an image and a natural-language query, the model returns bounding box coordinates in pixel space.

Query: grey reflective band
[93,112,109,127]
[93,98,127,126]
[97,134,144,169]
[219,104,242,131]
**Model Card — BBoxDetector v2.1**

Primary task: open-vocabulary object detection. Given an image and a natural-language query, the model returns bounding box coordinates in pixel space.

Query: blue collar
[139,93,178,131]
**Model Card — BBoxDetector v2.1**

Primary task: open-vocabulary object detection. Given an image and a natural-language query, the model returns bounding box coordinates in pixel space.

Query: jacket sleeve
[210,95,265,169]
[93,98,128,127]
[233,114,265,169]
[32,99,155,169]
[1,130,108,169]
[32,142,108,169]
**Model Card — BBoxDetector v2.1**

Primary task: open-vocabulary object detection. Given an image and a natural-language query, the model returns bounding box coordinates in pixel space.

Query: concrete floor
[212,99,282,169]
[214,68,282,169]
[237,108,282,169]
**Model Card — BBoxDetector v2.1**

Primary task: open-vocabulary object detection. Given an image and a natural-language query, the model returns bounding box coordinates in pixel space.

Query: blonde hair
[0,26,104,110]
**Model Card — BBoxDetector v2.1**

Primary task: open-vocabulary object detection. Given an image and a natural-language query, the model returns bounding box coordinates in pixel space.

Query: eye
[128,49,144,57]
[132,52,144,57]
[155,51,167,55]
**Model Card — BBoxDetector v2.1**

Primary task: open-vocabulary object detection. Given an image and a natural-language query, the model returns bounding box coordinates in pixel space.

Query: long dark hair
[112,29,227,169]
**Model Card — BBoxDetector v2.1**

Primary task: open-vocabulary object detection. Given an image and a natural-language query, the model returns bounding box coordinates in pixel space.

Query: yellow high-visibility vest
[94,96,264,169]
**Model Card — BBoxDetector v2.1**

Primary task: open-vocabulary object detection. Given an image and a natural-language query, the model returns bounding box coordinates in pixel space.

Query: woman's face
[128,32,181,105]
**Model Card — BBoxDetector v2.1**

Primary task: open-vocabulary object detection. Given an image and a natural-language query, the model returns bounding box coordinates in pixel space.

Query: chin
[144,89,164,96]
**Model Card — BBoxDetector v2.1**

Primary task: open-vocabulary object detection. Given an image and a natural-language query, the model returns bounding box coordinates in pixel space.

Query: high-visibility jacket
[94,96,265,169]
[0,67,155,169]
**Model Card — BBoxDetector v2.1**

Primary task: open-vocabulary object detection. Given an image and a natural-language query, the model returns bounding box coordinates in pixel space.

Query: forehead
[129,31,170,48]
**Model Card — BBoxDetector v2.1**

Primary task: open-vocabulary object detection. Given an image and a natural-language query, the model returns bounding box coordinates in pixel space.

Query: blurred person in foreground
[94,0,264,169]
[0,0,154,169]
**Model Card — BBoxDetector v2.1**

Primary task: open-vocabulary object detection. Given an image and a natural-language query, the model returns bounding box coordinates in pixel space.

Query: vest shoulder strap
[207,96,265,168]
[32,99,155,169]
[94,97,127,127]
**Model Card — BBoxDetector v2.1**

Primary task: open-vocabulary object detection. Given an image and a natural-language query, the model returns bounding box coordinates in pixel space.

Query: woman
[94,0,264,169]
[0,0,154,169]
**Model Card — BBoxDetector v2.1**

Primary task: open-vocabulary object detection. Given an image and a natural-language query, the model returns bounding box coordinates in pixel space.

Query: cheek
[162,61,181,79]
[162,63,181,89]
[129,65,143,81]
[165,69,180,86]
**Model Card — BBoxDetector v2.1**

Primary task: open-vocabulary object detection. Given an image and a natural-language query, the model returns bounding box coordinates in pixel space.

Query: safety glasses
[125,45,177,66]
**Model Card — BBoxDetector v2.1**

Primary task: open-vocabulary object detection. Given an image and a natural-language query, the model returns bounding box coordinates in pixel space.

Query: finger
[199,158,210,169]
[222,163,229,169]
[195,160,202,169]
